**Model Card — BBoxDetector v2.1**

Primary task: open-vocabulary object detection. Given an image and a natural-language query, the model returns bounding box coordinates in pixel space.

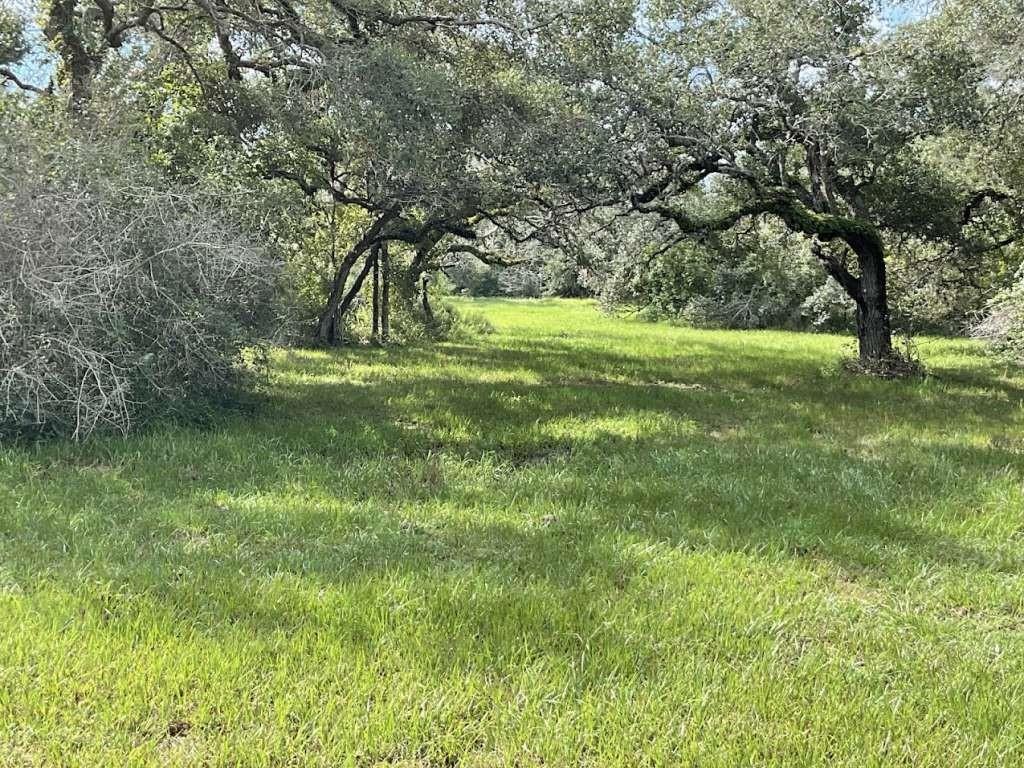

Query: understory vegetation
[1,300,1022,766]
[974,266,1024,366]
[2,0,1022,428]
[0,126,281,438]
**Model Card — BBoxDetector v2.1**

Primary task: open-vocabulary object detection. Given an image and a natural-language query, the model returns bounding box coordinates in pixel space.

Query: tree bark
[45,0,97,112]
[371,249,380,343]
[380,242,391,343]
[777,202,894,365]
[810,234,893,363]
[851,236,893,363]
[421,274,434,325]
[316,244,368,344]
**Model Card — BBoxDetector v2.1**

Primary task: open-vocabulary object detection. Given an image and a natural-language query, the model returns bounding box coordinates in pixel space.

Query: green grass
[2,298,1024,767]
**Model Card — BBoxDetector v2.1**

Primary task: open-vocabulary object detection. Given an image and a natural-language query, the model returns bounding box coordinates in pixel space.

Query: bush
[0,127,282,438]
[973,268,1024,365]
[443,255,502,296]
[596,225,837,330]
[540,251,591,297]
[800,281,857,332]
[497,265,543,298]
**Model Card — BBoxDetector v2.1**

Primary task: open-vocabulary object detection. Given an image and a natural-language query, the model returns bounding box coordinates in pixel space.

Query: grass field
[2,298,1024,767]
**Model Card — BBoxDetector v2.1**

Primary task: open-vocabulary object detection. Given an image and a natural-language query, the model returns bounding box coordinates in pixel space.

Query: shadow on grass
[1,330,1022,649]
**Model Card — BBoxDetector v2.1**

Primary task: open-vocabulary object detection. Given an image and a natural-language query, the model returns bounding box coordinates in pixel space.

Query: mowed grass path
[2,299,1024,767]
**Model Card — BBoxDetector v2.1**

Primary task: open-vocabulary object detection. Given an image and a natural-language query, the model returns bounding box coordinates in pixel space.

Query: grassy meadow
[1,298,1023,766]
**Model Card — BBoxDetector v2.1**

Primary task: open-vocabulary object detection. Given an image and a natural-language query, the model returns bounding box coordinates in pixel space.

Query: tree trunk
[45,0,95,112]
[316,249,363,345]
[371,249,380,343]
[851,236,893,363]
[810,231,894,365]
[335,248,377,325]
[315,213,392,345]
[380,243,391,343]
[421,274,434,325]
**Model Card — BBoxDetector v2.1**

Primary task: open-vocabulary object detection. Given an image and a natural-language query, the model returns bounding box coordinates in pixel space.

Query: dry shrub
[972,271,1024,366]
[0,127,281,438]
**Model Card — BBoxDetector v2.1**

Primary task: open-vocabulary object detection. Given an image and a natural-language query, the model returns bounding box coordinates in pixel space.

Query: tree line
[2,0,1022,434]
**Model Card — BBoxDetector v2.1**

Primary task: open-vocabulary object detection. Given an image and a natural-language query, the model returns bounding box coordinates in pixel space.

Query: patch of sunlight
[541,413,700,442]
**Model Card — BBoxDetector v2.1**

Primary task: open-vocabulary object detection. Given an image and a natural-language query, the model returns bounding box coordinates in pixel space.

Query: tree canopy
[530,0,1024,363]
[2,0,1022,365]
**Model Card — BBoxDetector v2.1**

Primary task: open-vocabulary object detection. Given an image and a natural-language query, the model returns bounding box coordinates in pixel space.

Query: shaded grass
[1,298,1023,766]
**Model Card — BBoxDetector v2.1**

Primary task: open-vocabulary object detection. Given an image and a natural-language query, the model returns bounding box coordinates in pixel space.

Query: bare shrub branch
[0,129,282,439]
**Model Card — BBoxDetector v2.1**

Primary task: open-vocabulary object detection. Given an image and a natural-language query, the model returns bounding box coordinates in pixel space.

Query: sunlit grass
[2,298,1023,766]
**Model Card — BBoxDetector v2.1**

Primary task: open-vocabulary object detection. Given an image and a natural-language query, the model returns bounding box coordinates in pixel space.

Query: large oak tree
[559,0,1022,365]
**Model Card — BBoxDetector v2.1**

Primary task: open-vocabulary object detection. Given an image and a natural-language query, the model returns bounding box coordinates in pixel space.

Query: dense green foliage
[0,7,27,67]
[2,300,1023,765]
[547,0,1023,360]
[3,0,1022,364]
[583,219,1016,335]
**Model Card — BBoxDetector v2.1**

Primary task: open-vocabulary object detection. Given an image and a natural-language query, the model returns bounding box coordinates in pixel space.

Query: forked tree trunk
[317,247,377,345]
[316,214,393,345]
[316,245,369,344]
[335,248,377,321]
